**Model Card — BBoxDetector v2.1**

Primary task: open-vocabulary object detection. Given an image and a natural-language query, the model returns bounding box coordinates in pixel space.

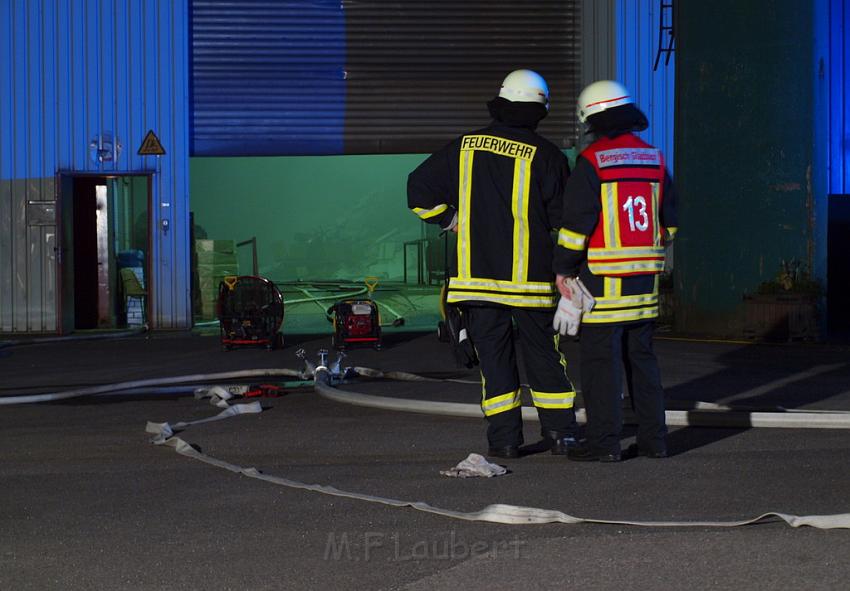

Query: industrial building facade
[1,0,845,336]
[1,0,189,332]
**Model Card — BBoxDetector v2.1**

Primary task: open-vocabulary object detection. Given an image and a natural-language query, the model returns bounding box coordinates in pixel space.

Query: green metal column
[674,1,816,335]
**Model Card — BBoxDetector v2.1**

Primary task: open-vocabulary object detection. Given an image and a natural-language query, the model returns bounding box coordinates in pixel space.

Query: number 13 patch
[605,181,661,247]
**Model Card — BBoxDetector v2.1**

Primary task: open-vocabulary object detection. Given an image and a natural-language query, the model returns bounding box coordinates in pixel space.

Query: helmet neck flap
[487,97,548,130]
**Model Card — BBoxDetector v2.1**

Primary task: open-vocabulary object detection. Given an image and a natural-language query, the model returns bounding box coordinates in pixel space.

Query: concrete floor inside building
[1,328,849,590]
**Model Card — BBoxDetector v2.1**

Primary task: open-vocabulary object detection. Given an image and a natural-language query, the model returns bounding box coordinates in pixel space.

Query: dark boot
[487,445,521,459]
[544,431,580,456]
[626,443,668,459]
[567,444,622,463]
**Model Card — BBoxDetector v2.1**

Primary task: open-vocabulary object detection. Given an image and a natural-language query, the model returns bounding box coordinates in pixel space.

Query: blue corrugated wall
[827,0,849,194]
[0,0,191,331]
[813,0,849,307]
[615,0,675,172]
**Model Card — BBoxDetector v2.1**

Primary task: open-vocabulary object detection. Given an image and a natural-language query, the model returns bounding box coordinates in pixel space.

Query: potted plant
[743,259,821,341]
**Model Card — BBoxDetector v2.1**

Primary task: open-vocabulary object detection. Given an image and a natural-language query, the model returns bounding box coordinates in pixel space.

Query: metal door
[55,174,76,335]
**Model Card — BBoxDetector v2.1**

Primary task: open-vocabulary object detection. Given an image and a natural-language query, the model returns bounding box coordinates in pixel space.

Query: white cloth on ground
[440,453,508,478]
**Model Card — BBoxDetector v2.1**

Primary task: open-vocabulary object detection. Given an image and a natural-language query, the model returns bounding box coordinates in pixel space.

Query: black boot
[626,443,668,459]
[544,431,579,456]
[487,445,521,459]
[567,444,621,463]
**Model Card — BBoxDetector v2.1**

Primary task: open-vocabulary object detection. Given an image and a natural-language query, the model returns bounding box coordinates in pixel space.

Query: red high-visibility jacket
[553,133,678,324]
[583,134,668,276]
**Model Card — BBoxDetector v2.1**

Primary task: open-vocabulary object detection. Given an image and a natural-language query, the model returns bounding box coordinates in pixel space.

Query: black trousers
[579,321,667,454]
[463,305,578,448]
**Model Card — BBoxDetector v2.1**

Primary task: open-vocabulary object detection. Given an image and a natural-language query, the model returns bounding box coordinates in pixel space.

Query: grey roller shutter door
[190,0,581,156]
[343,0,581,154]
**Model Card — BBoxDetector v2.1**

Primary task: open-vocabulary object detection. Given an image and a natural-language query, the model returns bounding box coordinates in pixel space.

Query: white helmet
[576,80,633,124]
[498,69,549,110]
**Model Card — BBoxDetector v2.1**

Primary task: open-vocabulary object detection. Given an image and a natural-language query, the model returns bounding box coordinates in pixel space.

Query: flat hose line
[143,376,850,530]
[4,365,850,428]
[0,368,304,405]
[341,367,850,429]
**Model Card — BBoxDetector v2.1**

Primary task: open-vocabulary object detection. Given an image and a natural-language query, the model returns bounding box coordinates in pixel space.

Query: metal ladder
[653,0,676,71]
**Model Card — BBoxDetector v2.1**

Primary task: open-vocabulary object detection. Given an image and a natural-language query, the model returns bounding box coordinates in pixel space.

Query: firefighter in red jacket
[408,70,580,459]
[553,80,678,462]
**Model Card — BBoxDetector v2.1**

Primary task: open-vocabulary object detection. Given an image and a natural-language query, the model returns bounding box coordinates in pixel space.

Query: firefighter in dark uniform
[553,80,678,462]
[408,69,580,459]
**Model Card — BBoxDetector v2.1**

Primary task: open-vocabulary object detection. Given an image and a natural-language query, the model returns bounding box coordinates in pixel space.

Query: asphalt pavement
[1,329,849,590]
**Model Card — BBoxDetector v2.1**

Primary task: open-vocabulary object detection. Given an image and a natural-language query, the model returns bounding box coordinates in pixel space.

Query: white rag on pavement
[440,453,508,478]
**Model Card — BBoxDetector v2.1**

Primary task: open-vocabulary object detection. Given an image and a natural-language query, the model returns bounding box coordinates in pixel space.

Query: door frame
[55,171,154,334]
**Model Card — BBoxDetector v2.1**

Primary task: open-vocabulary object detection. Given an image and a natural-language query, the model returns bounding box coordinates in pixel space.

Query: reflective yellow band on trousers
[553,334,568,373]
[481,390,521,416]
[531,390,576,409]
[411,204,449,220]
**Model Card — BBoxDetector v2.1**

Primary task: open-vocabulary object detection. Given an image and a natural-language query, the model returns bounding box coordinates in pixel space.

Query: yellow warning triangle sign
[138,130,166,156]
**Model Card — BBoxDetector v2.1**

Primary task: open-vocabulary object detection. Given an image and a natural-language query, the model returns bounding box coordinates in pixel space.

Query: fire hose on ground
[3,361,850,428]
[3,362,850,529]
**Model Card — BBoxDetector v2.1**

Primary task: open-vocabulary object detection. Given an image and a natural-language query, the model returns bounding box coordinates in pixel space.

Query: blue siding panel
[190,0,346,156]
[0,3,10,178]
[0,0,191,331]
[814,0,849,294]
[615,0,675,171]
[829,0,849,194]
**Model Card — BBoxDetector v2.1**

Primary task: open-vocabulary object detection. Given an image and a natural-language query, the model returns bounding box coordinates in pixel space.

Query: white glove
[553,295,582,336]
[553,277,596,336]
[569,277,596,313]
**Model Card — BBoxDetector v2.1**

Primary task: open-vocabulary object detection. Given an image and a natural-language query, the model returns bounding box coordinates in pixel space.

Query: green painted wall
[191,149,578,285]
[191,154,431,283]
[674,1,816,335]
